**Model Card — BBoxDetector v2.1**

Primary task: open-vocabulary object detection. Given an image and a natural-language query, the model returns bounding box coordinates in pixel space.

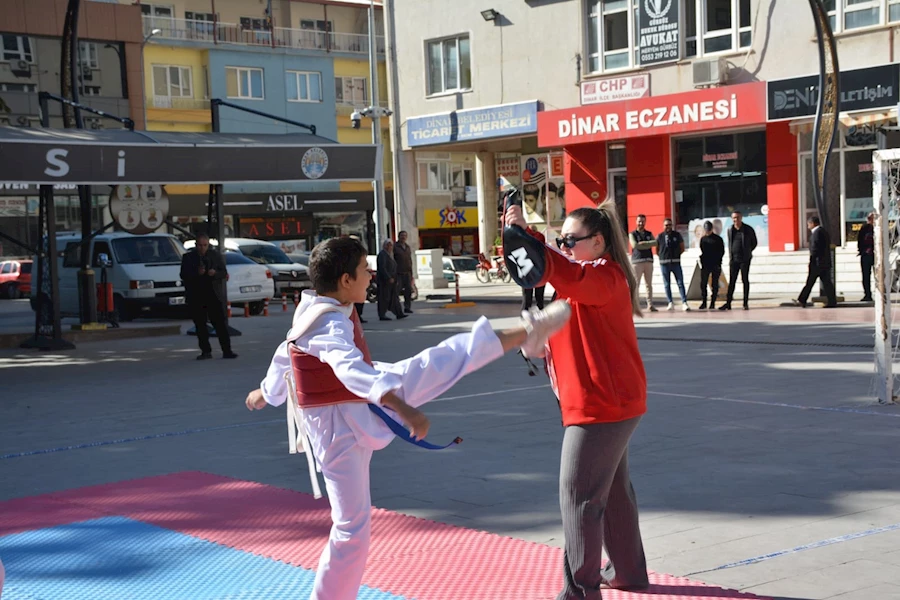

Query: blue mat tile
[0,517,408,600]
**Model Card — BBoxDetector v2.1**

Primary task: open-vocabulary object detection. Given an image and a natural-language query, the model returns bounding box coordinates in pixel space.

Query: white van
[47,232,186,320]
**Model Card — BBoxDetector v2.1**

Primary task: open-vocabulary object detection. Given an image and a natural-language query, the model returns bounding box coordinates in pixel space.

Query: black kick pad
[501,187,547,289]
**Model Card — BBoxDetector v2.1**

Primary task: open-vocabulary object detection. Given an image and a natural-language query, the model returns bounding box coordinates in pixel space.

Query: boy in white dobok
[245,236,570,600]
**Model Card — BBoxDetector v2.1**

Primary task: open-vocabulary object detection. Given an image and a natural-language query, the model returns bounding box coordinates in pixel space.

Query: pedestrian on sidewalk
[393,231,415,314]
[503,200,651,599]
[245,236,572,600]
[699,220,725,310]
[376,240,405,321]
[721,211,757,311]
[629,214,658,312]
[180,232,237,360]
[858,212,875,302]
[656,219,690,311]
[795,215,837,308]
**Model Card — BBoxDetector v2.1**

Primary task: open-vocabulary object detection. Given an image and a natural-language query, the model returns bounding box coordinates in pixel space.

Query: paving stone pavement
[2,299,900,600]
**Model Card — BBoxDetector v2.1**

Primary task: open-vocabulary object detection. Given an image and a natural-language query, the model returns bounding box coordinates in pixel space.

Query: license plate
[168,296,185,306]
[240,285,262,293]
[288,282,307,288]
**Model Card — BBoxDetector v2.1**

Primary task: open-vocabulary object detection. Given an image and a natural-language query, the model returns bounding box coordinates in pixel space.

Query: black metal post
[211,100,226,246]
[21,96,73,350]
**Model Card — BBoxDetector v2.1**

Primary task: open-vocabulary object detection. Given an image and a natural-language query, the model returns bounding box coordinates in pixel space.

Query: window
[1,35,33,62]
[826,0,900,31]
[0,83,37,92]
[111,236,183,265]
[685,0,752,58]
[426,35,471,95]
[140,4,173,17]
[286,71,322,102]
[417,161,473,192]
[587,0,638,72]
[152,65,192,98]
[240,17,268,31]
[225,66,264,100]
[79,86,102,96]
[185,11,216,35]
[300,19,333,33]
[79,42,99,69]
[335,76,367,105]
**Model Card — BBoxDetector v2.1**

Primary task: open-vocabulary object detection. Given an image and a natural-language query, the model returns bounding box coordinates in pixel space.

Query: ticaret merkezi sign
[406,101,540,147]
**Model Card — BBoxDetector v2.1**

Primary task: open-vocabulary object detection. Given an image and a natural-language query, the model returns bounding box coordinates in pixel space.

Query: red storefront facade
[537,81,801,253]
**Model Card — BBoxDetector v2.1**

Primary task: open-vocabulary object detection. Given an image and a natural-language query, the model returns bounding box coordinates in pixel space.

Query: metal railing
[146,96,210,110]
[143,16,385,55]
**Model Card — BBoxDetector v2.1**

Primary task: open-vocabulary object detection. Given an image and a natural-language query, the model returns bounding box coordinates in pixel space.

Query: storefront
[406,100,545,256]
[536,81,794,249]
[418,205,479,256]
[163,190,378,252]
[767,62,900,247]
[0,183,113,258]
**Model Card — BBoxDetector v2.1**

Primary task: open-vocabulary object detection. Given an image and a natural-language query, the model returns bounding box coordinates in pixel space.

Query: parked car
[224,251,275,315]
[288,252,310,267]
[184,238,311,297]
[442,255,479,282]
[0,259,32,298]
[38,232,186,320]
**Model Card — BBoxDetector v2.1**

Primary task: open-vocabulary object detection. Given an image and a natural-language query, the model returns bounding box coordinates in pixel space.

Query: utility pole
[368,0,387,251]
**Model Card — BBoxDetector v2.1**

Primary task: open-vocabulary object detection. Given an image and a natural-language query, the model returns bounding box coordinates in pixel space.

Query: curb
[0,324,183,350]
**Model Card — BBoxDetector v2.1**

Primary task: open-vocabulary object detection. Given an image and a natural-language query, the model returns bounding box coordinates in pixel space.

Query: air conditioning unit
[80,64,93,81]
[692,57,728,88]
[11,60,31,78]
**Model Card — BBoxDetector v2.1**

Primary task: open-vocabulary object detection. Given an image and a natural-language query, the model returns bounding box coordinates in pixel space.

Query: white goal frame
[873,147,900,404]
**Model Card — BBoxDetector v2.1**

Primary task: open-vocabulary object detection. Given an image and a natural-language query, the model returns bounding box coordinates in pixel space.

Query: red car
[0,259,32,299]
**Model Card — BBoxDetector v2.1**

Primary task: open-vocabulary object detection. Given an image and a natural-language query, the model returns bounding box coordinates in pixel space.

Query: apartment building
[390,0,900,279]
[0,0,144,258]
[136,0,391,250]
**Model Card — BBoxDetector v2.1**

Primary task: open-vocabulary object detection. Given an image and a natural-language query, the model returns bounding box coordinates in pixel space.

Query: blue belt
[367,404,462,450]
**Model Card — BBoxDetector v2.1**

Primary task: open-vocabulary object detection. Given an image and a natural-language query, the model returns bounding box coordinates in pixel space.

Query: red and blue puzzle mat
[0,472,767,599]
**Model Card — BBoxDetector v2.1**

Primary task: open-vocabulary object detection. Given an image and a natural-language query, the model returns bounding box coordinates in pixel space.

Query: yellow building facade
[143,45,212,133]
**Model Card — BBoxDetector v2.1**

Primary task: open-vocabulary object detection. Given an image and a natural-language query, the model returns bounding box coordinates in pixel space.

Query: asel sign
[266,194,302,211]
[581,74,650,105]
[767,63,899,121]
[538,82,766,146]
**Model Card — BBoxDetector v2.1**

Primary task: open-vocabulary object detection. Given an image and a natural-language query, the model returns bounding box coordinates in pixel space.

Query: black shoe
[223,352,238,359]
[793,299,807,308]
[743,304,749,311]
[824,303,838,308]
[379,316,392,321]
[718,304,731,311]
[359,318,368,323]
[396,313,408,319]
[699,301,707,310]
[197,352,213,360]
[404,308,414,314]
[862,296,873,302]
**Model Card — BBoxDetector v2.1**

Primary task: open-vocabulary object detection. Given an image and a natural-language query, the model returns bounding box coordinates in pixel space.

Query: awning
[788,108,897,135]
[0,127,380,185]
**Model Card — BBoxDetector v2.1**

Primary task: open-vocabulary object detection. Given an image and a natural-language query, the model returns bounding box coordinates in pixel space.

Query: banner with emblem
[638,0,680,66]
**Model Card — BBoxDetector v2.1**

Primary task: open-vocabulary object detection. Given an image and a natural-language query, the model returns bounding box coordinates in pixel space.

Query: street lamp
[480,9,500,21]
[140,28,161,130]
[366,0,388,251]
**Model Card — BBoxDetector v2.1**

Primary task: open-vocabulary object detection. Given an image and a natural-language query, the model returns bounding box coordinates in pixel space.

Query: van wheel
[113,295,134,322]
[249,301,264,316]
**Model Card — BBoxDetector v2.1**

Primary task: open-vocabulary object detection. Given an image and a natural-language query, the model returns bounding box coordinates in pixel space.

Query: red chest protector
[289,307,374,408]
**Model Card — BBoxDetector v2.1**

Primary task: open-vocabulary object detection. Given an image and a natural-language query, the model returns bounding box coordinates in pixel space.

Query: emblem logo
[301,147,329,180]
[644,0,672,19]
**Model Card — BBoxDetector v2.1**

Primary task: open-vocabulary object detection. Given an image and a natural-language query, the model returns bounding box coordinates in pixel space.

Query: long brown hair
[567,201,643,317]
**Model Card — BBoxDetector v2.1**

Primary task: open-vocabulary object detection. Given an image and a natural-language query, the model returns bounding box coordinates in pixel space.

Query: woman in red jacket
[506,200,649,599]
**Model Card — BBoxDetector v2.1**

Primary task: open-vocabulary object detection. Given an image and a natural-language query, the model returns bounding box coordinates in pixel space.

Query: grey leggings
[557,416,648,600]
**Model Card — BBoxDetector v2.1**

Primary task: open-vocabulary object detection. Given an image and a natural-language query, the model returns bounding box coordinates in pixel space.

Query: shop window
[586,0,640,72]
[674,130,768,249]
[825,0,900,32]
[225,66,264,100]
[685,0,751,58]
[426,35,472,95]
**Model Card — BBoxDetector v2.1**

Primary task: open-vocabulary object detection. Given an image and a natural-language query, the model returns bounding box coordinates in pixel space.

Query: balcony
[147,96,210,110]
[143,16,385,55]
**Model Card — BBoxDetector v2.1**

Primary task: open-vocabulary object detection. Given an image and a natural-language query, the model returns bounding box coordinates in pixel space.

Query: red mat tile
[0,472,770,600]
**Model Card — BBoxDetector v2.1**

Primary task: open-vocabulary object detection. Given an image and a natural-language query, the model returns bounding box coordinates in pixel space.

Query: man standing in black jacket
[857,212,875,302]
[180,232,237,360]
[721,211,758,311]
[699,220,725,310]
[795,215,837,308]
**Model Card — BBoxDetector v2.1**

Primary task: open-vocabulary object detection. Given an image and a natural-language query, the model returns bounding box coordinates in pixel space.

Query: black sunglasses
[556,234,594,249]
